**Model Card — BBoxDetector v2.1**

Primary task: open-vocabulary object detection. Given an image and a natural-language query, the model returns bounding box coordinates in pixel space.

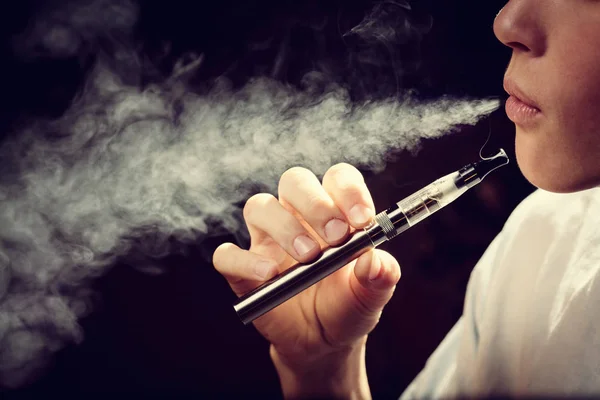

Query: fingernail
[293,235,317,257]
[369,254,383,281]
[255,261,275,280]
[349,204,373,225]
[324,218,348,242]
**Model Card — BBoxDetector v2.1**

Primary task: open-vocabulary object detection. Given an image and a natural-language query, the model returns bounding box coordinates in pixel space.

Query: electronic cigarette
[234,150,509,325]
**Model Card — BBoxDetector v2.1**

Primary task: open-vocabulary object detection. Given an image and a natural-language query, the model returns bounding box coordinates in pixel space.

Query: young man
[213,1,600,398]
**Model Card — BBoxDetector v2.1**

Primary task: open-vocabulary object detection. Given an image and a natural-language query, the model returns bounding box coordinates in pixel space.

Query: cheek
[514,88,600,193]
[555,69,600,137]
[515,15,600,192]
[549,21,600,121]
[553,64,600,189]
[553,26,600,151]
[517,40,600,193]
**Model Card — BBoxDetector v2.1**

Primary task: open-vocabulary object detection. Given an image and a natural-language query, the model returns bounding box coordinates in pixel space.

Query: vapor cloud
[0,0,498,388]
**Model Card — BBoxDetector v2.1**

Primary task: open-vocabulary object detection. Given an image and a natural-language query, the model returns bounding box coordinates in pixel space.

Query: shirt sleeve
[398,229,506,399]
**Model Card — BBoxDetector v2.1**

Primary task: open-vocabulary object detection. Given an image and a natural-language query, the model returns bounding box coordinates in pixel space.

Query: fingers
[278,167,349,246]
[213,242,278,297]
[277,163,374,248]
[222,162,377,302]
[322,163,376,229]
[244,193,321,262]
[246,164,373,264]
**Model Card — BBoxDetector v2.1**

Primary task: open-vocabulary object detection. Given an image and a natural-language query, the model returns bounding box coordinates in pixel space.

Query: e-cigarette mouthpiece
[234,149,509,325]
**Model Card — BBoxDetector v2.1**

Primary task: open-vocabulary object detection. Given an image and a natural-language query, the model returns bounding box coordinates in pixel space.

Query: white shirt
[400,186,600,398]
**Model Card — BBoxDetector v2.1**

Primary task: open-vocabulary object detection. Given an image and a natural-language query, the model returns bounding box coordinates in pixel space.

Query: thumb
[349,249,401,320]
[315,249,401,346]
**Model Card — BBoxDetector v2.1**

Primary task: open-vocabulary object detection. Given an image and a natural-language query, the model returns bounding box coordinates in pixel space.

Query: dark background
[1,0,535,398]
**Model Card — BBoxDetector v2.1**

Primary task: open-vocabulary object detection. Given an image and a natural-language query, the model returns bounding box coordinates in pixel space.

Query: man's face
[494,0,600,193]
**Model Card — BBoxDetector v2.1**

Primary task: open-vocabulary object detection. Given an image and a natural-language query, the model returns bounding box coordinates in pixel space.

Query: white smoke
[0,0,499,388]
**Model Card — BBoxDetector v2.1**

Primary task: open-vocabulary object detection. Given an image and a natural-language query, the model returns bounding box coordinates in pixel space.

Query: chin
[515,138,600,194]
[517,155,600,194]
[514,125,600,193]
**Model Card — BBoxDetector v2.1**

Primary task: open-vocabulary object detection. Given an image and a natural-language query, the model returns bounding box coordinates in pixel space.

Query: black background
[1,0,536,398]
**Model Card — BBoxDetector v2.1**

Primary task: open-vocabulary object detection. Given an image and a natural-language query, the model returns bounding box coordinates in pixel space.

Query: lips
[503,78,542,126]
[503,78,541,111]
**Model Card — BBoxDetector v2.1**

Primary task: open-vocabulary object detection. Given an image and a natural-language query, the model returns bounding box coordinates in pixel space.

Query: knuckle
[279,167,311,192]
[325,162,360,180]
[324,162,348,179]
[335,178,359,194]
[304,193,331,217]
[243,192,276,220]
[334,180,366,203]
[353,293,381,319]
[324,163,364,191]
[212,242,235,269]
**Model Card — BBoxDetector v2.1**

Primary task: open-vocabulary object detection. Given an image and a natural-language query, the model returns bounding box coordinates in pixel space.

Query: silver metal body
[234,150,509,325]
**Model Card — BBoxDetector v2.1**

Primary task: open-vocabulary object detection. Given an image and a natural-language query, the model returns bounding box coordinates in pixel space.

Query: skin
[494,0,600,193]
[213,1,600,398]
[213,164,398,398]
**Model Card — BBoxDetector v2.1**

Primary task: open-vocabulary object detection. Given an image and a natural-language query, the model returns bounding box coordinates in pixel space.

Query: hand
[213,163,401,372]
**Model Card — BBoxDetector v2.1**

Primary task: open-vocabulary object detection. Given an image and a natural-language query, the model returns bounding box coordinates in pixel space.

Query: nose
[493,0,546,56]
